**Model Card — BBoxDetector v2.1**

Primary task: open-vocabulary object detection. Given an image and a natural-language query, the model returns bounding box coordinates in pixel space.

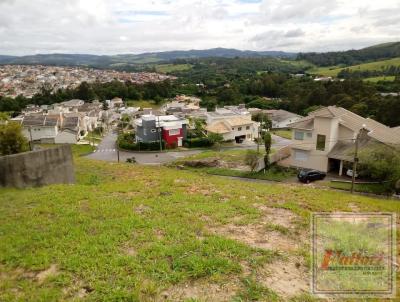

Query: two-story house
[134,114,188,147]
[288,106,400,175]
[205,107,259,143]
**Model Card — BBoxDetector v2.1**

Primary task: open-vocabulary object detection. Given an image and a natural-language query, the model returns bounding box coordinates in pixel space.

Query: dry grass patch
[257,257,309,299]
[158,278,241,302]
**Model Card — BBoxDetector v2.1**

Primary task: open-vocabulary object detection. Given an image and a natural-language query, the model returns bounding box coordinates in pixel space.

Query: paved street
[86,131,202,164]
[86,132,292,165]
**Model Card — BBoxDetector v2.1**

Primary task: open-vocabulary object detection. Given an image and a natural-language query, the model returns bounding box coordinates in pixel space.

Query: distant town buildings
[0,65,176,98]
[12,99,105,144]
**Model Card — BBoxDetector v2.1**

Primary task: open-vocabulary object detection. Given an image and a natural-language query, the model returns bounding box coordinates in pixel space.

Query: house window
[294,150,309,162]
[316,134,326,151]
[151,129,156,133]
[246,126,250,130]
[169,129,180,136]
[232,127,234,130]
[306,132,312,138]
[238,127,242,131]
[294,131,304,140]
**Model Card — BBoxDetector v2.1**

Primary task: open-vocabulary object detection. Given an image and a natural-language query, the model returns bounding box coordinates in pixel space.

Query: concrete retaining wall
[0,145,75,188]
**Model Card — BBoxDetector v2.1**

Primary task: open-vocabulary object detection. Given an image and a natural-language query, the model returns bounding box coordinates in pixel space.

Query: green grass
[180,149,266,164]
[264,223,290,235]
[202,166,297,182]
[233,277,280,302]
[272,130,292,140]
[363,76,396,82]
[175,149,297,182]
[330,181,389,195]
[309,57,400,77]
[0,154,399,300]
[155,64,192,73]
[125,99,164,109]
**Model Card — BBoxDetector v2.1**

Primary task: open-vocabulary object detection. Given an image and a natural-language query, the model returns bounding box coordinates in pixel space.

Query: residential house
[162,95,203,117]
[110,97,124,108]
[264,109,302,129]
[287,106,400,174]
[55,116,81,144]
[205,107,259,142]
[134,114,188,147]
[21,114,60,143]
[60,99,85,112]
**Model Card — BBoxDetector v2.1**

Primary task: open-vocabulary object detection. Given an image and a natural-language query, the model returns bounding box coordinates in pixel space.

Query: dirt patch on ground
[207,205,309,298]
[186,184,222,196]
[257,257,309,298]
[158,279,240,302]
[348,203,360,212]
[182,158,250,171]
[62,278,94,299]
[209,205,303,252]
[36,264,58,284]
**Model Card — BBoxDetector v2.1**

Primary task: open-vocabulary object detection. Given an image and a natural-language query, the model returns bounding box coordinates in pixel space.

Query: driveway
[85,132,292,165]
[271,134,292,149]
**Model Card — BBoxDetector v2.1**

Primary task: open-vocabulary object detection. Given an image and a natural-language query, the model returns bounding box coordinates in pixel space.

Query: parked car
[346,169,358,178]
[297,169,326,183]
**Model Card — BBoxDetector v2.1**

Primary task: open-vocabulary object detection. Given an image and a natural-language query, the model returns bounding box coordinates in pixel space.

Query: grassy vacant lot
[309,57,400,77]
[330,181,389,195]
[271,130,292,140]
[175,149,297,182]
[0,148,398,301]
[363,76,396,82]
[155,64,192,74]
[126,99,164,109]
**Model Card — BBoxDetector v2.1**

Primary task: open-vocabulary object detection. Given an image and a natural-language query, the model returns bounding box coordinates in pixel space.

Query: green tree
[208,133,223,144]
[253,112,272,130]
[358,144,400,193]
[74,81,96,100]
[0,122,29,155]
[263,132,272,169]
[102,100,109,110]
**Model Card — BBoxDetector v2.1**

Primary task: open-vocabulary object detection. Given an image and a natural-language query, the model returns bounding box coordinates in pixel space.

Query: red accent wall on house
[162,128,183,147]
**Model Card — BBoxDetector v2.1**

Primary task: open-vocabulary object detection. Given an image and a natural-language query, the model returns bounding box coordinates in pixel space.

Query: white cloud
[0,0,398,55]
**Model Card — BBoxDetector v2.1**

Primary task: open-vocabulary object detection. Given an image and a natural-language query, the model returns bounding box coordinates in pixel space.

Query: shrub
[117,133,166,151]
[245,150,260,172]
[0,122,29,155]
[183,137,214,148]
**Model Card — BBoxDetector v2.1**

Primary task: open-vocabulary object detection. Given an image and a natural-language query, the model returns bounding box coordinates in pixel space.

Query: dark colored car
[297,169,326,183]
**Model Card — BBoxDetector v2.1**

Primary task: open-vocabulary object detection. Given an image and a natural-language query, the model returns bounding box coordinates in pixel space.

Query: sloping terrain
[299,41,400,66]
[0,48,296,68]
[309,57,400,77]
[0,150,398,301]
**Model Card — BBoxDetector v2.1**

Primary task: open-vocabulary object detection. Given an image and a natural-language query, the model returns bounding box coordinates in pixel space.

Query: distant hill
[298,42,400,67]
[0,48,296,68]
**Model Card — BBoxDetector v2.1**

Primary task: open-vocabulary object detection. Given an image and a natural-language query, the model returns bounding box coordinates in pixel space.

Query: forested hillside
[298,42,400,67]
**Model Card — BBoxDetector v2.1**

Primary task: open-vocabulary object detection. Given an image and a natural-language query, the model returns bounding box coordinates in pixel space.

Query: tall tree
[263,132,272,169]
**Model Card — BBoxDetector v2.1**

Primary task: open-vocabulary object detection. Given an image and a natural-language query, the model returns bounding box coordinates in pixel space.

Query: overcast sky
[0,0,399,55]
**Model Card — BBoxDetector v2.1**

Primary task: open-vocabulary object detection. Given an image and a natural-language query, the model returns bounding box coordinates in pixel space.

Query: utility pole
[157,115,162,152]
[351,127,363,194]
[29,126,33,151]
[257,116,263,154]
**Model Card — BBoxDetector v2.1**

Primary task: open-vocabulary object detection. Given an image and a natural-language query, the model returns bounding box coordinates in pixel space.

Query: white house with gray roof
[287,106,400,175]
